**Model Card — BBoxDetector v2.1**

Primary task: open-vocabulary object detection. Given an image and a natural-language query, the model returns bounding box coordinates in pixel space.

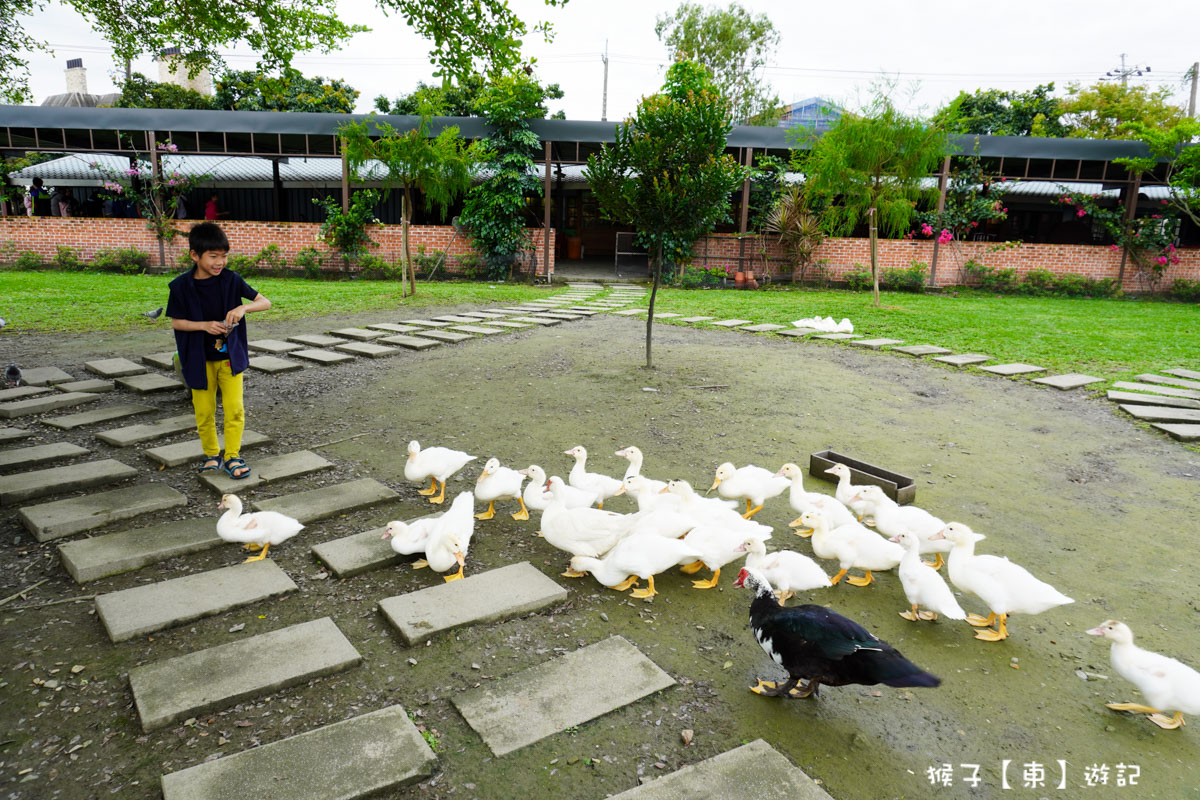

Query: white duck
[617,475,682,513]
[824,463,873,522]
[414,491,475,581]
[1088,619,1200,730]
[518,465,596,512]
[889,530,966,622]
[710,462,789,519]
[854,486,951,569]
[740,536,831,602]
[615,445,667,493]
[474,457,528,521]
[216,494,304,562]
[380,515,441,555]
[404,440,476,505]
[678,524,770,589]
[564,445,623,508]
[776,462,855,535]
[930,522,1074,642]
[664,480,765,532]
[801,509,902,588]
[570,534,703,600]
[541,476,631,575]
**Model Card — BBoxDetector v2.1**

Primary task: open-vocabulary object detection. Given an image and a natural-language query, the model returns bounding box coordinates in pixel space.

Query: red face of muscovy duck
[733,567,750,588]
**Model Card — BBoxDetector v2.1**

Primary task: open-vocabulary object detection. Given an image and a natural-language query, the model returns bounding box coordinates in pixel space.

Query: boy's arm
[223,293,271,328]
[172,318,232,334]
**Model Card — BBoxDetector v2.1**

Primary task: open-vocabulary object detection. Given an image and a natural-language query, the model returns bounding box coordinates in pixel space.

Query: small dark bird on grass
[5,362,22,387]
[142,307,164,320]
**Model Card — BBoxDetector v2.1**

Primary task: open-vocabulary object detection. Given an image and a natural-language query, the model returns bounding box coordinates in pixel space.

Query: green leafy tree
[114,73,214,109]
[340,114,482,295]
[214,68,358,113]
[655,2,781,125]
[1115,119,1200,229]
[796,93,947,306]
[374,75,564,118]
[1,0,47,104]
[586,60,746,368]
[1060,82,1185,139]
[932,84,1067,137]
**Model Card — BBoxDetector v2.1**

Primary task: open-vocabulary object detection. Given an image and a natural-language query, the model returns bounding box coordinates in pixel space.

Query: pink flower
[1151,214,1161,219]
[1161,200,1169,205]
[103,181,123,194]
[157,142,178,152]
[1002,208,1008,213]
[937,229,953,244]
[1157,256,1168,265]
[1110,244,1120,252]
[1171,255,1180,264]
[970,221,978,227]
[126,167,141,177]
[920,223,933,236]
[1168,244,1175,251]
[1076,208,1086,217]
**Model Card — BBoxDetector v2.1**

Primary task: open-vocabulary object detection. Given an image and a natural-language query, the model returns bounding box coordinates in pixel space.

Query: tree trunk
[869,206,880,307]
[645,241,662,369]
[401,189,414,298]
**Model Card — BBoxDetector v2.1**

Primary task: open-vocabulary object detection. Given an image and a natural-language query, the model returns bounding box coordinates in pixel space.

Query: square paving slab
[1119,404,1200,423]
[412,329,474,342]
[84,357,146,378]
[775,328,818,337]
[978,363,1046,376]
[58,518,221,583]
[378,334,441,350]
[366,323,422,334]
[1112,381,1200,400]
[200,450,333,494]
[452,635,674,757]
[740,323,787,332]
[96,413,195,447]
[248,355,304,374]
[933,353,991,367]
[709,319,753,327]
[0,391,101,419]
[0,385,52,402]
[1152,423,1200,441]
[334,342,402,358]
[0,427,34,445]
[1134,373,1200,391]
[253,478,399,524]
[379,562,567,645]
[18,366,74,386]
[431,315,484,324]
[160,704,436,800]
[129,617,361,732]
[892,344,952,356]
[0,442,89,473]
[55,378,115,393]
[1,458,137,506]
[142,352,177,370]
[144,431,270,468]
[811,332,860,340]
[850,338,904,349]
[509,316,562,326]
[484,321,532,329]
[1107,390,1200,409]
[447,325,505,336]
[96,559,298,642]
[19,482,188,541]
[288,333,349,347]
[310,519,433,579]
[329,327,386,341]
[459,312,510,320]
[290,348,356,365]
[612,309,648,316]
[247,339,303,354]
[677,316,715,323]
[652,313,683,319]
[115,373,185,393]
[1165,368,1200,381]
[399,319,452,328]
[1032,373,1103,390]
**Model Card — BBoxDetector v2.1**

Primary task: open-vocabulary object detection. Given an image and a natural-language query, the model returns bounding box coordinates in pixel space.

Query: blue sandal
[223,457,252,480]
[199,457,222,473]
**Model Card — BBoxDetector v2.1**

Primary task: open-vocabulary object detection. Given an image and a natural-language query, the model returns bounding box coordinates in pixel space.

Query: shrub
[293,247,325,280]
[457,254,481,280]
[91,247,151,274]
[53,246,84,271]
[1020,268,1056,295]
[843,265,872,292]
[882,261,928,292]
[177,250,194,270]
[357,253,405,281]
[14,250,43,270]
[677,266,725,289]
[1168,278,1200,302]
[226,253,258,276]
[413,245,444,278]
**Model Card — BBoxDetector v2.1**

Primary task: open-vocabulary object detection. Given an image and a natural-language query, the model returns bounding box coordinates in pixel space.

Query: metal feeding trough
[809,450,916,505]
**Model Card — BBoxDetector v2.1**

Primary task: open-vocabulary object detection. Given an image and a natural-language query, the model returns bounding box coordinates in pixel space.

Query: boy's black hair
[189,221,229,255]
[32,177,43,187]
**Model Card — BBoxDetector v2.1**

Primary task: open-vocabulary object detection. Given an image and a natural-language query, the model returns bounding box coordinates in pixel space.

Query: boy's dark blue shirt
[166,268,258,389]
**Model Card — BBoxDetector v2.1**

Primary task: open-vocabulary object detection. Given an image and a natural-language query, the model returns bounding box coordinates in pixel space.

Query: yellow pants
[191,360,244,460]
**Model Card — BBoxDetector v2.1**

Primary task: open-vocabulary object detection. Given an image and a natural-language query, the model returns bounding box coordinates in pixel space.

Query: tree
[932,84,1067,138]
[655,2,781,125]
[374,75,564,118]
[764,185,824,283]
[586,60,746,368]
[214,68,358,113]
[113,73,214,110]
[1,0,46,104]
[1059,82,1185,139]
[796,93,947,306]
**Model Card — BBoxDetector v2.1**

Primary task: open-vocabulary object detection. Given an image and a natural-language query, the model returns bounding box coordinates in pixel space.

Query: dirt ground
[2,299,1200,800]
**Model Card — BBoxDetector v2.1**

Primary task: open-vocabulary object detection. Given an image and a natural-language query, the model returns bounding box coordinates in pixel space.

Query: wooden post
[148,130,167,268]
[340,149,350,213]
[737,147,752,278]
[927,155,951,286]
[543,140,552,283]
[272,159,284,222]
[1117,172,1142,287]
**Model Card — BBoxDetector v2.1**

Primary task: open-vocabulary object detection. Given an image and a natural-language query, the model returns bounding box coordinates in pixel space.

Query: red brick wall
[692,233,1200,292]
[0,217,556,276]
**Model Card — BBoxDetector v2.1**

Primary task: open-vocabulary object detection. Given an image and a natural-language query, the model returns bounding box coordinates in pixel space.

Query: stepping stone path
[378,334,441,350]
[459,312,509,320]
[366,323,422,334]
[1119,404,1200,424]
[1,458,137,505]
[144,430,270,467]
[248,355,303,374]
[97,413,195,447]
[128,617,361,732]
[812,332,859,340]
[334,341,402,358]
[400,319,452,328]
[0,427,33,444]
[247,339,303,354]
[483,322,532,331]
[447,325,504,336]
[200,450,332,494]
[330,327,386,341]
[0,442,89,473]
[0,391,101,419]
[378,562,566,645]
[850,338,903,349]
[253,478,398,524]
[1107,390,1200,409]
[19,482,188,540]
[979,363,1046,377]
[741,323,786,332]
[1165,368,1200,381]
[115,373,185,393]
[1152,423,1200,442]
[58,519,220,583]
[653,313,682,319]
[312,525,408,579]
[0,385,52,402]
[412,329,475,342]
[776,328,818,337]
[142,352,177,369]
[892,345,951,356]
[1033,373,1103,390]
[934,353,991,367]
[612,309,647,316]
[18,366,74,386]
[85,357,146,378]
[291,348,356,365]
[289,333,349,348]
[679,315,717,322]
[509,316,562,326]
[452,635,674,757]
[1134,373,1200,391]
[431,315,484,324]
[160,704,435,800]
[1113,380,1200,400]
[56,378,115,393]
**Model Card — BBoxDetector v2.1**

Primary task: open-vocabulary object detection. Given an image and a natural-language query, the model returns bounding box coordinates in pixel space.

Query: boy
[166,222,271,479]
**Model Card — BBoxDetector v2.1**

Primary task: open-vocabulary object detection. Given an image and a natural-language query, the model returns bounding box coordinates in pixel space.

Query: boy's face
[191,249,228,280]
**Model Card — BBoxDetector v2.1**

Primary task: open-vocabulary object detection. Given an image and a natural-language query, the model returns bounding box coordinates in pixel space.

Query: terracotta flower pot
[734,271,746,286]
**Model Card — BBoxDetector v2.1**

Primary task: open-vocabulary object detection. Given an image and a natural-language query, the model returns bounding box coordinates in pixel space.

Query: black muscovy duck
[734,567,941,698]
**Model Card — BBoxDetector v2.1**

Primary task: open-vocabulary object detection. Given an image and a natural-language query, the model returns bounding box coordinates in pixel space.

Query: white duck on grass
[474,457,529,521]
[776,463,855,535]
[678,524,770,589]
[564,445,623,508]
[413,491,475,581]
[617,475,682,513]
[1088,619,1200,730]
[517,465,596,512]
[380,515,441,556]
[801,509,903,588]
[541,476,631,576]
[824,463,873,522]
[615,445,667,493]
[663,480,759,531]
[854,485,951,569]
[216,493,304,562]
[740,536,831,602]
[570,534,703,600]
[404,440,476,505]
[931,522,1073,642]
[889,530,966,622]
[710,462,789,519]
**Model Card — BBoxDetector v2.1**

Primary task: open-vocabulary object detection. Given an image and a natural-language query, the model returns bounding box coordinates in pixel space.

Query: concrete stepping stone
[248,339,303,354]
[537,312,586,320]
[366,323,422,334]
[1134,373,1200,391]
[248,355,304,374]
[291,348,356,365]
[1152,423,1200,442]
[509,316,562,326]
[377,334,441,350]
[379,562,566,646]
[145,431,270,468]
[1119,404,1200,423]
[0,391,101,419]
[741,323,787,332]
[812,332,860,340]
[892,344,951,356]
[564,308,599,315]
[128,617,361,732]
[59,519,220,583]
[399,319,452,328]
[933,353,991,366]
[253,478,399,524]
[609,739,832,800]
[460,311,510,320]
[18,366,74,386]
[142,352,177,370]
[1112,380,1200,400]
[710,319,754,327]
[85,357,146,378]
[484,321,532,329]
[0,427,34,445]
[96,560,298,642]
[56,378,115,393]
[431,315,484,324]
[850,338,904,349]
[652,312,682,319]
[1107,390,1200,409]
[978,363,1046,376]
[447,325,505,336]
[19,482,188,541]
[412,329,475,342]
[200,450,333,494]
[0,458,137,506]
[288,333,349,347]
[1165,368,1200,381]
[334,341,402,359]
[612,309,648,316]
[1032,373,1103,390]
[310,518,438,579]
[0,385,52,402]
[160,704,435,800]
[330,327,386,341]
[452,635,674,757]
[116,373,186,393]
[0,442,89,473]
[777,328,820,338]
[677,316,714,323]
[97,413,195,447]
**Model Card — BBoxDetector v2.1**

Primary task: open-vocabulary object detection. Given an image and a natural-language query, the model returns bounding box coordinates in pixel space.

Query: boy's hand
[224,306,247,327]
[201,320,231,335]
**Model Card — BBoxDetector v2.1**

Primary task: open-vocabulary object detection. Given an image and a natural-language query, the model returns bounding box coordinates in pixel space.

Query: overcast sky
[18,0,1200,120]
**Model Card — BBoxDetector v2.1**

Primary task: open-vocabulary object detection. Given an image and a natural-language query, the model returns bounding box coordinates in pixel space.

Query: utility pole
[1188,61,1198,118]
[1101,53,1150,86]
[601,41,609,122]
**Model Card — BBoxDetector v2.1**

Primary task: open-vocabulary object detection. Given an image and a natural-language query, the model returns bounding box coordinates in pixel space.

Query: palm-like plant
[763,185,824,283]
